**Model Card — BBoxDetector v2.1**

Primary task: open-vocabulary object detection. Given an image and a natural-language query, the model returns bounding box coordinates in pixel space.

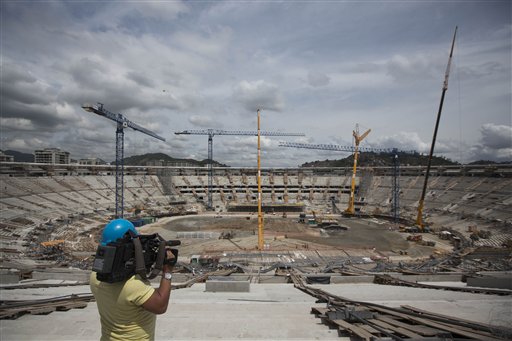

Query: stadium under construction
[1,161,511,340]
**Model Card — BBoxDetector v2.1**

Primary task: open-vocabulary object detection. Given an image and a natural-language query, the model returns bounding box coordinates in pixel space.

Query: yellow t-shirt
[90,271,156,341]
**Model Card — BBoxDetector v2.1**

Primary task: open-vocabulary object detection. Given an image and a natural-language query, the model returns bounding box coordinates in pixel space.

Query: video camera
[92,231,180,283]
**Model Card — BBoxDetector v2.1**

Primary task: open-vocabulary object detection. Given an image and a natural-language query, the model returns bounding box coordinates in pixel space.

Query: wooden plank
[376,315,441,336]
[374,308,503,341]
[332,319,375,341]
[407,316,503,341]
[358,322,384,334]
[28,306,56,315]
[56,302,88,311]
[0,311,21,319]
[371,318,425,339]
[311,306,330,316]
[400,304,506,333]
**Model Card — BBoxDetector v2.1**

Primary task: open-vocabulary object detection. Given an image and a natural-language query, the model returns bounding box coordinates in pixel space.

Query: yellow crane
[346,125,371,215]
[254,109,305,250]
[257,109,264,250]
[280,124,372,216]
[281,128,415,217]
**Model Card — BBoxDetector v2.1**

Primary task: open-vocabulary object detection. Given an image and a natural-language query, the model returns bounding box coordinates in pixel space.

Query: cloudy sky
[1,1,510,167]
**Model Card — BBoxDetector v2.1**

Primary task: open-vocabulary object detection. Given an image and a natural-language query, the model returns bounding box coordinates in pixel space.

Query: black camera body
[92,232,179,283]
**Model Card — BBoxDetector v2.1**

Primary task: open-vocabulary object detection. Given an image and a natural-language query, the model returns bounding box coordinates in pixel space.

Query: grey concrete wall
[330,275,374,284]
[467,274,512,290]
[31,269,91,282]
[395,274,463,282]
[205,280,250,292]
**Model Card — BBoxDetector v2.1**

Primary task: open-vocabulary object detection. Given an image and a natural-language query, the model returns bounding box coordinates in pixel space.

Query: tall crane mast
[280,130,415,216]
[416,26,458,230]
[347,125,371,215]
[279,124,369,215]
[175,128,305,210]
[82,103,165,219]
[392,151,401,223]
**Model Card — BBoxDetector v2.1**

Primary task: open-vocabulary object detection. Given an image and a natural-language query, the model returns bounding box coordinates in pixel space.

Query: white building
[0,151,14,162]
[34,148,70,164]
[79,158,105,165]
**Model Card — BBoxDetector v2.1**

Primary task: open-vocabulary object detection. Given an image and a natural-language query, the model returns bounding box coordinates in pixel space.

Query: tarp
[40,239,65,247]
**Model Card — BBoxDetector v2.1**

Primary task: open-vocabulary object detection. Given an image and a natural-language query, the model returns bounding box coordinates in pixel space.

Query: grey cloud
[458,61,510,80]
[1,102,65,129]
[372,132,430,153]
[69,57,109,87]
[480,123,512,149]
[1,81,51,107]
[386,54,443,83]
[233,80,284,112]
[0,64,53,107]
[469,145,512,162]
[126,71,155,88]
[1,2,509,166]
[2,64,37,84]
[188,115,218,128]
[307,71,330,87]
[129,1,188,20]
[467,123,512,162]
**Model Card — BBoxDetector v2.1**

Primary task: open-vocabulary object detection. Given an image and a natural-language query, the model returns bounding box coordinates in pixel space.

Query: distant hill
[121,153,228,167]
[3,150,34,162]
[2,149,508,167]
[301,151,459,168]
[467,160,511,165]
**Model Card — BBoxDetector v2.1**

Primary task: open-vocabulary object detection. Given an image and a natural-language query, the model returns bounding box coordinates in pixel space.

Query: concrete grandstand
[1,162,511,256]
[1,162,511,340]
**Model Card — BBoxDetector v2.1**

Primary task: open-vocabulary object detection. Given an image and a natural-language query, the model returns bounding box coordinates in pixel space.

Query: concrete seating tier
[0,175,175,249]
[1,171,511,254]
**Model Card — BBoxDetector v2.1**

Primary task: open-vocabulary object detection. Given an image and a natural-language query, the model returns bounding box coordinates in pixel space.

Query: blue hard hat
[100,219,138,246]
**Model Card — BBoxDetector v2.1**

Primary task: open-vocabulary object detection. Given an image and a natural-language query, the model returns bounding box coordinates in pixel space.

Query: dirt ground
[140,214,442,260]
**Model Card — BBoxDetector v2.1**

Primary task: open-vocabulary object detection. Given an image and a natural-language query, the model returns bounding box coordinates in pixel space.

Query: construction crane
[348,125,371,215]
[82,103,165,219]
[175,128,305,210]
[279,124,370,215]
[391,152,401,223]
[280,126,414,216]
[416,26,458,231]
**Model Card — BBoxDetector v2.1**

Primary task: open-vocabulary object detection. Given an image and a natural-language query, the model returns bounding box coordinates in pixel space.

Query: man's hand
[164,248,178,266]
[143,249,175,315]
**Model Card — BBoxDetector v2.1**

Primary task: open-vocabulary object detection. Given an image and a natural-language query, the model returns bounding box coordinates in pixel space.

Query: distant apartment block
[79,158,106,165]
[34,148,70,164]
[147,159,197,167]
[0,151,15,162]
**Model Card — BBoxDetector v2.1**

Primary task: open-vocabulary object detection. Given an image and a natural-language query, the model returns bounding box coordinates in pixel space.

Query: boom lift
[175,128,304,210]
[416,26,457,230]
[82,103,165,219]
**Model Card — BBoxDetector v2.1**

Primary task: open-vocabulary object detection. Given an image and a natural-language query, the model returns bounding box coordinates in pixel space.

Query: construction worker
[90,219,175,341]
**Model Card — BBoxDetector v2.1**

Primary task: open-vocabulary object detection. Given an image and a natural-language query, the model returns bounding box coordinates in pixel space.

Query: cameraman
[90,219,176,341]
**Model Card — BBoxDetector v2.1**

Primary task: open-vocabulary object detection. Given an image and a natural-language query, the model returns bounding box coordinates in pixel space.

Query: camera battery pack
[92,245,117,274]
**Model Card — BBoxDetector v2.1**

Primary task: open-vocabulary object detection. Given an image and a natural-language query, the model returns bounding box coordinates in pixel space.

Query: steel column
[207,132,213,210]
[392,151,400,222]
[115,124,124,218]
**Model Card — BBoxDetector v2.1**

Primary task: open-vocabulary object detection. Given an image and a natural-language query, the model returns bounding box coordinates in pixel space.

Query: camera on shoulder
[92,230,180,283]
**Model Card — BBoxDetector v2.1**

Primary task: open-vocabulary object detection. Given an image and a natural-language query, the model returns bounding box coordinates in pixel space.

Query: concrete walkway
[1,283,341,341]
[2,281,511,340]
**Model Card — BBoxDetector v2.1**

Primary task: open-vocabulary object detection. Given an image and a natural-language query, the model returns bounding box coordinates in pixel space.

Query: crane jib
[175,129,305,137]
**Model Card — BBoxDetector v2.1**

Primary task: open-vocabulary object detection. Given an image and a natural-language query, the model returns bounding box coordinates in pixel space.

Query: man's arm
[142,251,175,314]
